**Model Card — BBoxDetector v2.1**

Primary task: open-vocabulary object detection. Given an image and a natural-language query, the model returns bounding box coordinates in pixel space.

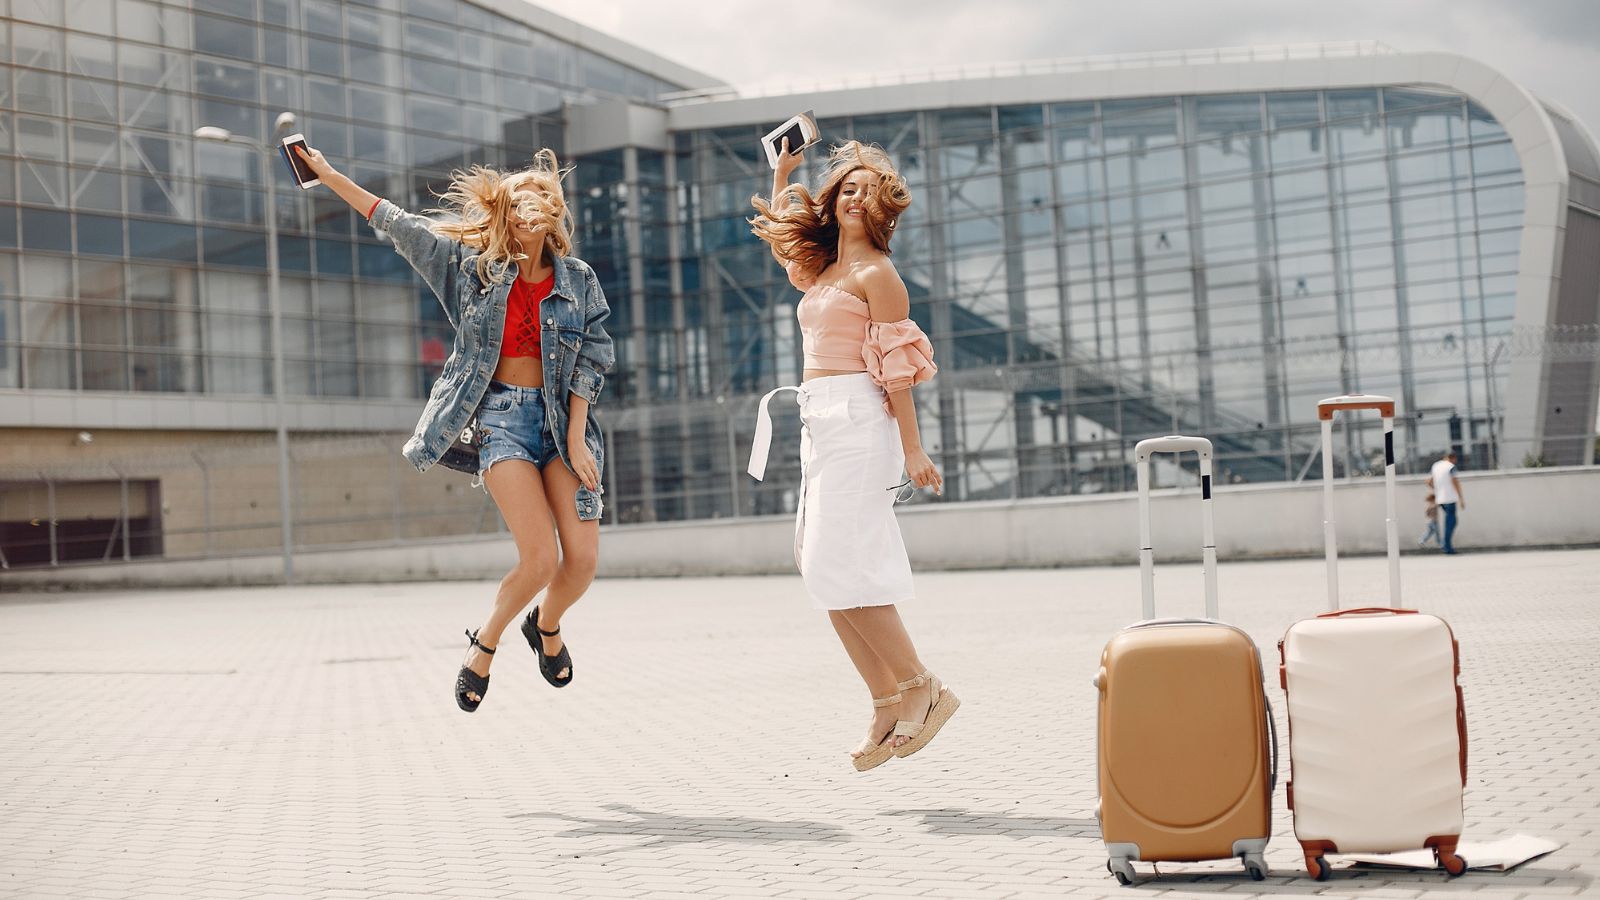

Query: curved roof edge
[667,52,1566,186]
[473,0,724,91]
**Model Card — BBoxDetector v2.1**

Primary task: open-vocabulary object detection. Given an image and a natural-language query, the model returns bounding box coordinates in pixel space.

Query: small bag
[436,418,489,475]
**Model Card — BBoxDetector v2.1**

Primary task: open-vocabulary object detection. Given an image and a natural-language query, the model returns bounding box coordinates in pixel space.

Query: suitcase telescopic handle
[1318,394,1400,612]
[1134,435,1217,621]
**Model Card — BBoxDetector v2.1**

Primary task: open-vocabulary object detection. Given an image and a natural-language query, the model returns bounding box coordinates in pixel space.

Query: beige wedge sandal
[892,671,960,759]
[851,691,902,772]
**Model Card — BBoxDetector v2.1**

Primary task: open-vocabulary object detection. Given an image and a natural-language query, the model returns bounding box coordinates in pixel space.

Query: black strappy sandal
[520,605,573,688]
[456,628,495,712]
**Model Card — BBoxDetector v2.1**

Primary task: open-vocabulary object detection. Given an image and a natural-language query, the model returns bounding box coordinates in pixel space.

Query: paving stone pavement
[1,548,1596,899]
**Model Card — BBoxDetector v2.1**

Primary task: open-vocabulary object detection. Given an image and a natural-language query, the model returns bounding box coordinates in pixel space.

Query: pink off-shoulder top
[788,262,937,397]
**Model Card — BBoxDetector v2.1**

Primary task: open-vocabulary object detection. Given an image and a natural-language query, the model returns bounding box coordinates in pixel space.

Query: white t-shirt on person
[1430,458,1460,504]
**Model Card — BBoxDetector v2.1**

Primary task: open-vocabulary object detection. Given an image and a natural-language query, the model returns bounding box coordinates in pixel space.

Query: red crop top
[502,272,555,358]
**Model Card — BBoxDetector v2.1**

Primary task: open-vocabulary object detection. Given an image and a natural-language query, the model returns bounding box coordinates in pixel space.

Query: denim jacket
[368,200,615,514]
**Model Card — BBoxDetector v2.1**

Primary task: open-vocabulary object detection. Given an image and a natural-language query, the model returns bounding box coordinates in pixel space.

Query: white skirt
[748,373,915,610]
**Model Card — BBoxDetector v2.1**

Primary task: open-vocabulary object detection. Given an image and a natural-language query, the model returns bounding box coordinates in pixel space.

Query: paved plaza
[1,548,1597,899]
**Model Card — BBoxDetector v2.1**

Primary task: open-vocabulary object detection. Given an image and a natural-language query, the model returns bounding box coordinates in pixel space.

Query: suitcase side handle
[1134,435,1217,621]
[1316,606,1418,618]
[1319,394,1401,612]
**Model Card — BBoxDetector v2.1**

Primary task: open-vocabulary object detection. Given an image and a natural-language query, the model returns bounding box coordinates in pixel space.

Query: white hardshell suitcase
[1278,395,1468,880]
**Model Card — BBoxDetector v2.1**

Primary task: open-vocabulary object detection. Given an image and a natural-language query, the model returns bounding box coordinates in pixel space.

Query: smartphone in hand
[278,133,320,189]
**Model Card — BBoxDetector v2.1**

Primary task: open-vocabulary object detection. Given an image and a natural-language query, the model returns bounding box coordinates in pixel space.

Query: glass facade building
[4,3,1598,554]
[636,90,1532,522]
[0,0,694,403]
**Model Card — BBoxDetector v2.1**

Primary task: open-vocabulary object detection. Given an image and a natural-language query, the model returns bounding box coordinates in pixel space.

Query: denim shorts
[478,381,559,472]
[476,380,605,522]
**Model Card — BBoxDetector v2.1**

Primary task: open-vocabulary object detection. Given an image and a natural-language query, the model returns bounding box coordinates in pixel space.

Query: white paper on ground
[1344,834,1562,871]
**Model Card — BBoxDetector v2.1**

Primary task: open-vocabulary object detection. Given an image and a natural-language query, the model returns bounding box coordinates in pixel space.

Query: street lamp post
[194,114,297,583]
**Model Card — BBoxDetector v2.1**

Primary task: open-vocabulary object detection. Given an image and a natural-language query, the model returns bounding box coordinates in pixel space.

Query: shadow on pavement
[1109,864,1593,892]
[880,808,1100,839]
[508,802,849,856]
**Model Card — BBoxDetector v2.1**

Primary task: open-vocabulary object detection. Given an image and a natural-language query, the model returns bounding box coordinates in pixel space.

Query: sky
[535,0,1600,142]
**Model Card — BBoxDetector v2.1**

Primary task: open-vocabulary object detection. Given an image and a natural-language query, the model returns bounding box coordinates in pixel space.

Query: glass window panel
[260,69,302,112]
[404,0,456,24]
[15,71,66,116]
[407,57,460,97]
[306,36,343,78]
[21,208,72,252]
[1327,89,1383,160]
[1102,99,1177,153]
[405,19,456,58]
[302,0,342,36]
[532,32,575,84]
[260,26,298,69]
[196,97,261,141]
[202,226,267,268]
[297,78,341,119]
[937,107,993,144]
[69,123,117,167]
[194,58,258,102]
[1271,167,1328,208]
[116,0,190,50]
[195,139,257,184]
[14,23,65,70]
[1332,159,1387,199]
[1387,100,1465,152]
[347,6,400,46]
[303,117,348,157]
[17,115,66,163]
[1193,94,1262,139]
[1466,102,1506,142]
[121,85,192,132]
[128,219,196,261]
[75,212,124,256]
[579,50,626,95]
[348,85,403,126]
[193,13,258,61]
[66,33,117,79]
[201,183,265,225]
[1195,130,1266,181]
[68,77,119,124]
[315,238,353,276]
[407,95,462,136]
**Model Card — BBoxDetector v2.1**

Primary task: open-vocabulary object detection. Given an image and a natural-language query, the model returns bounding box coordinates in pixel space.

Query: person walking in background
[1427,451,1465,554]
[1418,491,1441,548]
[747,139,958,772]
[293,144,614,712]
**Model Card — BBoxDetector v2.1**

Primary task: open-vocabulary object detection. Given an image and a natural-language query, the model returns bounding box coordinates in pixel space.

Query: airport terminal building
[1,0,1596,565]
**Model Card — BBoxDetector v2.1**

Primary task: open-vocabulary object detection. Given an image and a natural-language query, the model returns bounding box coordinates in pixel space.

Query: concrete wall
[3,466,1594,590]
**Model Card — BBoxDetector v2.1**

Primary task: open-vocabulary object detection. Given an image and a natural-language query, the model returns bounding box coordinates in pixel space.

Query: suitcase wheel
[1242,855,1267,881]
[1306,855,1330,881]
[1107,858,1136,886]
[1439,851,1468,877]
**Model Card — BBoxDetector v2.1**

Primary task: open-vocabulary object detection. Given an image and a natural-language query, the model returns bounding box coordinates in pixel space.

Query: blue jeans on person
[1419,519,1441,547]
[1440,502,1458,553]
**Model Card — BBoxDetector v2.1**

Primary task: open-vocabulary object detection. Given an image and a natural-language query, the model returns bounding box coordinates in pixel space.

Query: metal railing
[660,41,1402,107]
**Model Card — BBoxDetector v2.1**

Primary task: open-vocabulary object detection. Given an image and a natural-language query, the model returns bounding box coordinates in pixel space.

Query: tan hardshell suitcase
[1278,395,1468,880]
[1096,436,1275,886]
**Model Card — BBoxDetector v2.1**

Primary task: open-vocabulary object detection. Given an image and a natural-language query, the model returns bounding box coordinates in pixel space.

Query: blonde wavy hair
[426,148,576,284]
[749,141,911,279]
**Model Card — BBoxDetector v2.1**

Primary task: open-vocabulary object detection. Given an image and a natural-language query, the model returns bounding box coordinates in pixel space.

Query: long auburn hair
[749,140,911,280]
[426,148,575,284]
